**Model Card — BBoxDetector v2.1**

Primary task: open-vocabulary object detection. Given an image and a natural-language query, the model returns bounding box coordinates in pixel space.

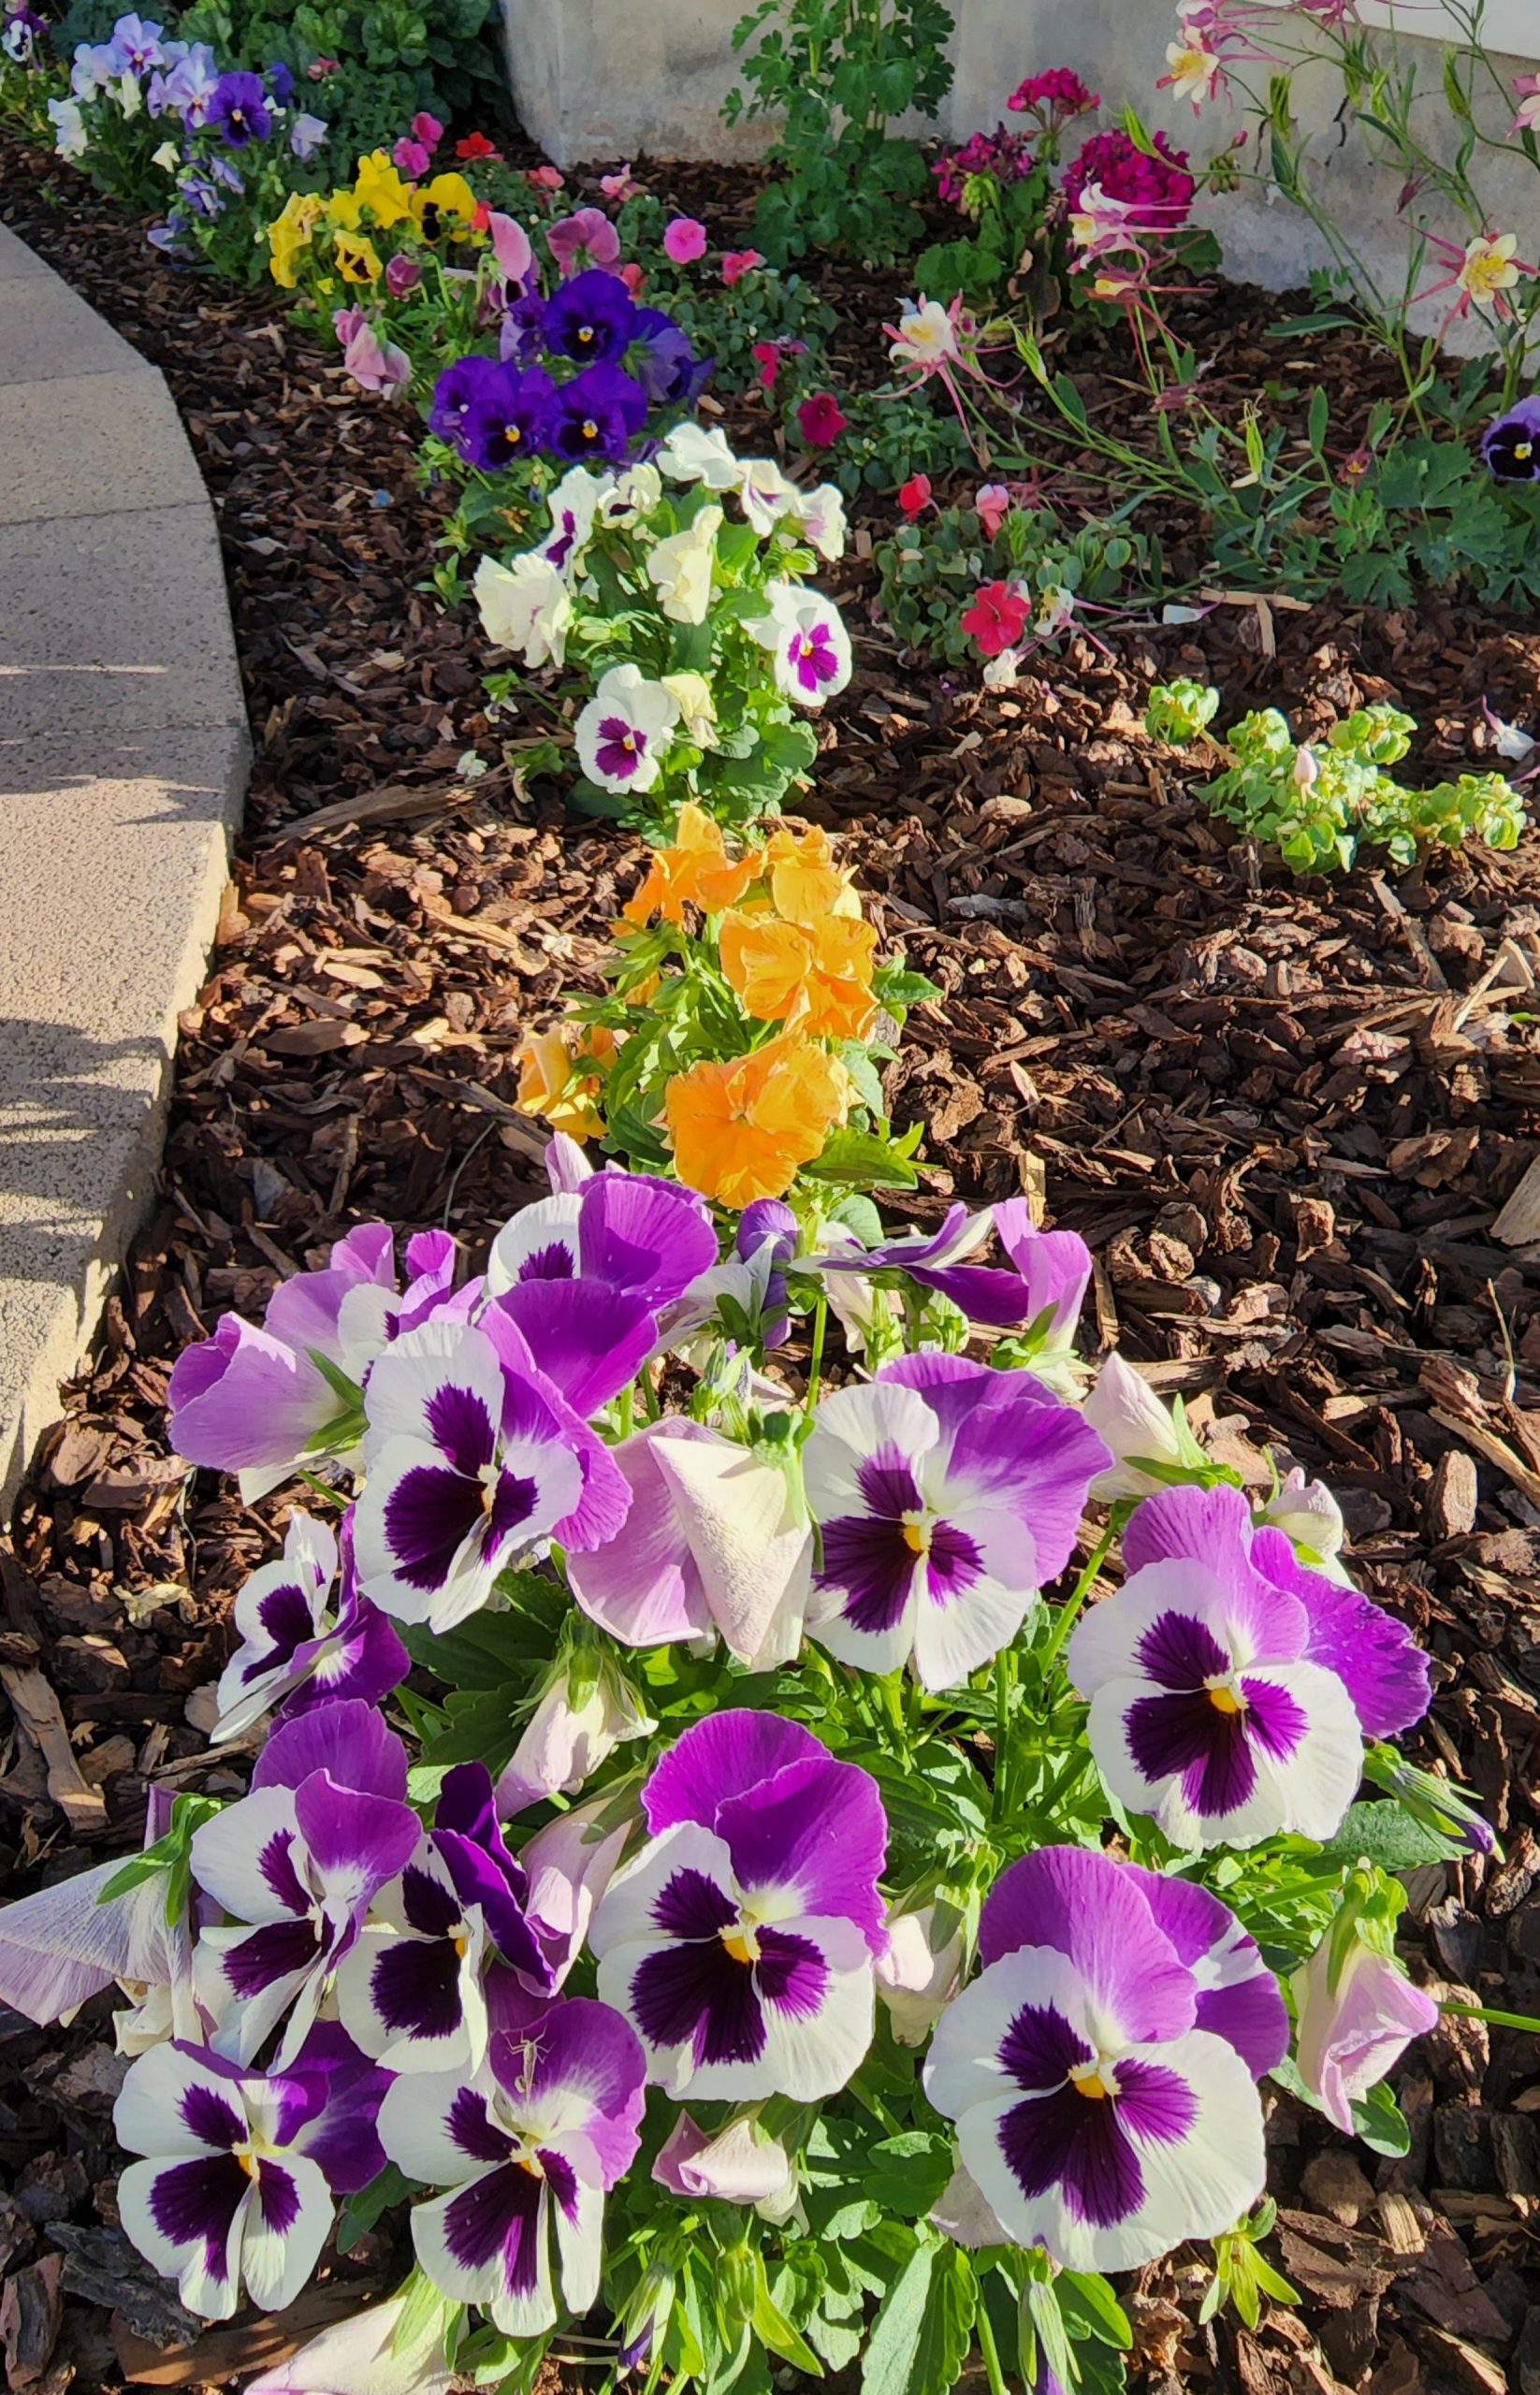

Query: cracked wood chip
[0,1666,107,1830]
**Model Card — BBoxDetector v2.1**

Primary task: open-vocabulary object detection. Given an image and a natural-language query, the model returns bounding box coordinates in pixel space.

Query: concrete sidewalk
[0,219,250,1505]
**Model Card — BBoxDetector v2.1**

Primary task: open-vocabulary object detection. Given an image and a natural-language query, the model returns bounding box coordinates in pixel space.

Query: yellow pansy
[410,171,478,238]
[352,150,414,229]
[334,231,384,285]
[266,190,323,288]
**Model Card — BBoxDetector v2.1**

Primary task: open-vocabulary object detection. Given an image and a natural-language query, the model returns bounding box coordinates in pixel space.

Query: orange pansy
[515,1024,617,1143]
[764,822,861,925]
[719,910,879,1042]
[665,1034,848,1207]
[622,801,759,925]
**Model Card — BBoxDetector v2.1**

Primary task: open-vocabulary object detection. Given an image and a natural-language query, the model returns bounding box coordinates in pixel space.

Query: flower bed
[4,6,1540,2393]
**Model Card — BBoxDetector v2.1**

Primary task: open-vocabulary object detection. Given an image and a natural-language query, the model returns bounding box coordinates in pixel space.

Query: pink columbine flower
[548,205,619,276]
[599,161,640,200]
[722,247,763,284]
[975,481,1010,537]
[898,472,932,519]
[797,390,848,447]
[1511,71,1540,137]
[662,214,707,263]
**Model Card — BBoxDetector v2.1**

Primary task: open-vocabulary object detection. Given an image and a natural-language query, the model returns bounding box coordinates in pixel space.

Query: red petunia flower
[898,472,932,520]
[457,131,501,162]
[797,391,848,448]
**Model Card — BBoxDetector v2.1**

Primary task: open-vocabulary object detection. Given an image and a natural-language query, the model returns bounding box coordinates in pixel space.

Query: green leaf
[336,2163,416,2256]
[1352,2079,1413,2156]
[860,2232,933,2395]
[1316,1800,1454,1871]
[803,1126,921,1192]
[862,2131,957,2219]
[1056,2270,1133,2349]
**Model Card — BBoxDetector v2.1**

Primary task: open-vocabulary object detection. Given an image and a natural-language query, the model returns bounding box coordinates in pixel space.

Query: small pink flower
[487,210,533,283]
[331,302,367,349]
[411,111,443,149]
[527,164,565,193]
[1512,71,1540,138]
[898,472,932,519]
[797,390,847,447]
[548,206,620,276]
[975,481,1010,538]
[619,260,646,296]
[722,247,763,285]
[751,339,780,392]
[307,54,339,79]
[663,215,707,264]
[392,137,431,178]
[600,161,640,201]
[961,579,1029,659]
[384,253,421,298]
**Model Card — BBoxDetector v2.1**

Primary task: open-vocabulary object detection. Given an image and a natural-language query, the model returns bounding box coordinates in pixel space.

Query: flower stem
[974,2281,1010,2395]
[1443,2000,1540,2033]
[1039,1524,1115,1676]
[803,1293,828,1416]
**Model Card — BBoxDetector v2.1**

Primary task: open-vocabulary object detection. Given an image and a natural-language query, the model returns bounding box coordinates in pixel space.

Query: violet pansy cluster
[0,1132,1463,2387]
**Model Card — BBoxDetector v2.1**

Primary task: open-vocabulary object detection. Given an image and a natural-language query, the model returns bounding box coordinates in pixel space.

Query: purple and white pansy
[804,1354,1111,1689]
[750,581,853,707]
[211,1511,408,1742]
[1068,1484,1417,1847]
[337,1762,552,2075]
[575,662,681,794]
[377,2000,646,2336]
[591,1712,887,2100]
[925,1847,1270,2272]
[816,1198,1092,1351]
[191,1704,421,2065]
[350,1320,587,1631]
[112,2029,389,2320]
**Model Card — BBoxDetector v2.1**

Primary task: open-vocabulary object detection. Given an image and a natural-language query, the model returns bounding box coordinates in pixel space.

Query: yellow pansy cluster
[266,150,479,289]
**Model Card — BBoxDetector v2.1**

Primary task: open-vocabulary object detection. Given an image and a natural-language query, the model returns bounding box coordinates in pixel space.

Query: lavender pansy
[567,1418,811,1668]
[518,1797,634,1988]
[337,1762,552,2074]
[211,1511,408,1742]
[804,1355,1111,1689]
[1481,396,1540,481]
[0,1789,192,2031]
[378,2001,645,2335]
[590,1712,886,2101]
[350,1320,586,1630]
[245,2292,456,2395]
[167,1314,354,1502]
[1292,1934,1439,2133]
[191,1704,421,2065]
[1068,1488,1367,1849]
[925,1846,1267,2272]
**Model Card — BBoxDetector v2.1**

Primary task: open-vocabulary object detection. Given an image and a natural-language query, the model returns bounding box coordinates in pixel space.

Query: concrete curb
[0,220,251,1506]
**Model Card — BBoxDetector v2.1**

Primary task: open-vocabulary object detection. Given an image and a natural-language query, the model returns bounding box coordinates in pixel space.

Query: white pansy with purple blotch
[803,1353,1111,1690]
[349,1319,584,1631]
[575,663,681,794]
[336,1761,553,2075]
[1068,1484,1370,1849]
[590,1711,887,2101]
[113,2027,390,2320]
[191,1703,421,2066]
[748,580,852,708]
[211,1510,408,1743]
[535,465,605,578]
[378,2000,645,2336]
[924,1846,1269,2272]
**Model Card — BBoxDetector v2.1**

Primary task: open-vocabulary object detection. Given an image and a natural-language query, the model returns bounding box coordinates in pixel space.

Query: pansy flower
[815,1198,1091,1341]
[645,504,721,626]
[749,581,852,707]
[737,457,798,534]
[535,465,604,578]
[631,308,712,408]
[1481,396,1540,481]
[113,2033,388,2320]
[474,551,572,666]
[350,1320,586,1630]
[1067,1483,1371,1849]
[207,67,269,145]
[337,1762,551,2074]
[591,1712,887,2099]
[460,362,558,472]
[804,1354,1111,1689]
[655,420,741,490]
[925,1845,1269,2271]
[212,1510,408,1743]
[549,363,647,463]
[544,266,637,366]
[664,1034,848,1208]
[574,662,681,795]
[719,908,877,1041]
[191,1704,421,2066]
[487,1165,717,1317]
[621,800,757,923]
[378,2001,645,2335]
[547,205,619,275]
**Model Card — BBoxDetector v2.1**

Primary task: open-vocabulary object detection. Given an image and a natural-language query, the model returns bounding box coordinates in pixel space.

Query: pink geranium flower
[961,580,1029,658]
[722,248,763,285]
[797,391,848,447]
[392,138,431,177]
[527,164,565,193]
[663,215,707,264]
[975,481,1010,538]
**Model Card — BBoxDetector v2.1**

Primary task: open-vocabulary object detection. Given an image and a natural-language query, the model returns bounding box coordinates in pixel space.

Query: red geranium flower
[961,580,1028,658]
[457,131,501,162]
[898,472,932,520]
[751,340,780,392]
[797,391,848,448]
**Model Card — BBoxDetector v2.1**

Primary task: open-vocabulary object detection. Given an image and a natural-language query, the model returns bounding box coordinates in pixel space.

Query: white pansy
[472,550,572,666]
[646,504,721,626]
[655,421,741,490]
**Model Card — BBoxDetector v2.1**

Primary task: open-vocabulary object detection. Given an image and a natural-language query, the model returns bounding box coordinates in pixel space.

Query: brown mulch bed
[4,122,1540,2395]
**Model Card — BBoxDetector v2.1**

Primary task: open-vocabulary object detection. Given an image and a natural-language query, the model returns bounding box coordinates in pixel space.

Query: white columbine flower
[737,458,798,535]
[655,421,742,490]
[646,505,721,626]
[575,663,681,795]
[472,551,572,667]
[889,298,957,372]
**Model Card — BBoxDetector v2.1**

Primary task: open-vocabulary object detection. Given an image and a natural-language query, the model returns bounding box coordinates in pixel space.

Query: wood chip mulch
[3,124,1540,2395]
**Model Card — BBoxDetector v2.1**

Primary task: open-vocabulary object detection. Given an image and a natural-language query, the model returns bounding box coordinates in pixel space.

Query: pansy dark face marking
[994,1999,1195,2229]
[629,1865,826,2068]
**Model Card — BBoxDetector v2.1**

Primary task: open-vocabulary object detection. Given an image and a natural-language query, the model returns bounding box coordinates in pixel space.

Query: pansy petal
[1121,1865,1287,2078]
[240,2153,334,2311]
[116,2156,246,2321]
[1254,1528,1431,1737]
[714,1756,887,1948]
[977,1850,1196,2045]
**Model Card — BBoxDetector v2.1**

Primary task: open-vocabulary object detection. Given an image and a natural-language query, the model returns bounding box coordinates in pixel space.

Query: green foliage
[876,499,1154,665]
[1184,697,1526,875]
[1200,2201,1299,2332]
[915,158,1053,308]
[1328,432,1540,614]
[1144,679,1219,745]
[179,0,509,158]
[725,0,955,268]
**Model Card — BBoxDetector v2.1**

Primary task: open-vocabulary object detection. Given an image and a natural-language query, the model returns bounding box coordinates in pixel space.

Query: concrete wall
[503,0,1540,329]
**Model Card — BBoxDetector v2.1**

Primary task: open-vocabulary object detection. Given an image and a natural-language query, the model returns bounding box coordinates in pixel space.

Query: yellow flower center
[1069,2061,1115,2101]
[583,418,599,439]
[1518,442,1533,461]
[1207,1681,1245,1716]
[901,1513,932,1557]
[721,1925,760,1965]
[505,424,522,443]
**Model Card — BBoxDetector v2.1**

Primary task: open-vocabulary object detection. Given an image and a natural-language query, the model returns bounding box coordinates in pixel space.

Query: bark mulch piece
[4,127,1540,2394]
